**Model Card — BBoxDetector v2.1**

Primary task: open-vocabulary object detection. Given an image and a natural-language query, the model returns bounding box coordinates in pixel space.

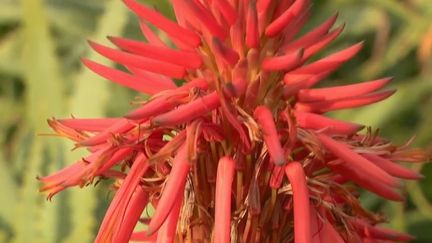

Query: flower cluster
[40,0,428,242]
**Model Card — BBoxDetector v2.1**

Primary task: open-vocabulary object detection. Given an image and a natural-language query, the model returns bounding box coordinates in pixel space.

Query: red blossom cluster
[40,0,428,242]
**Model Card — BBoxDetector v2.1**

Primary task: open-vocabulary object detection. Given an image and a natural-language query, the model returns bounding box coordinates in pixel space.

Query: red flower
[40,0,428,242]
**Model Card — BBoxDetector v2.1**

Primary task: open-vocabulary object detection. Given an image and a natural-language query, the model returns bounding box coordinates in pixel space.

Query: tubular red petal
[282,13,338,53]
[150,131,187,163]
[230,10,246,55]
[319,220,345,242]
[212,38,240,66]
[246,2,259,48]
[297,78,392,102]
[273,0,295,19]
[269,165,285,188]
[181,77,210,90]
[147,145,190,236]
[47,118,88,142]
[214,157,236,243]
[156,184,184,243]
[302,25,344,60]
[125,98,181,120]
[125,78,204,120]
[108,37,202,69]
[350,219,415,241]
[254,106,286,165]
[296,90,396,113]
[294,111,363,135]
[284,72,331,97]
[127,67,176,90]
[231,68,248,96]
[265,0,308,37]
[125,77,208,117]
[96,153,149,243]
[310,206,344,243]
[88,41,186,78]
[38,146,109,193]
[285,162,312,243]
[113,186,149,243]
[328,160,404,201]
[262,49,304,71]
[152,92,220,126]
[82,59,175,94]
[317,134,400,188]
[362,154,424,180]
[80,119,134,146]
[57,118,121,132]
[310,205,320,243]
[177,0,227,40]
[130,232,157,241]
[213,0,237,25]
[139,20,166,47]
[96,148,134,174]
[219,98,252,151]
[39,147,132,194]
[38,161,85,185]
[244,75,260,108]
[257,0,272,14]
[290,42,363,75]
[278,8,311,47]
[123,0,201,47]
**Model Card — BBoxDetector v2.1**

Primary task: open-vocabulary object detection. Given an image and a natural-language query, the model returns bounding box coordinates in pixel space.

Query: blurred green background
[0,0,431,242]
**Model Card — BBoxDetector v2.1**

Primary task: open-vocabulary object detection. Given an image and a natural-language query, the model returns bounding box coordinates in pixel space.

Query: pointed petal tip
[80,57,91,66]
[106,35,118,43]
[87,39,98,48]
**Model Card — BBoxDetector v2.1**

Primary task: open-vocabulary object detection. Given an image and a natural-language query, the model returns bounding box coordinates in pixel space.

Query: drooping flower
[40,0,429,242]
